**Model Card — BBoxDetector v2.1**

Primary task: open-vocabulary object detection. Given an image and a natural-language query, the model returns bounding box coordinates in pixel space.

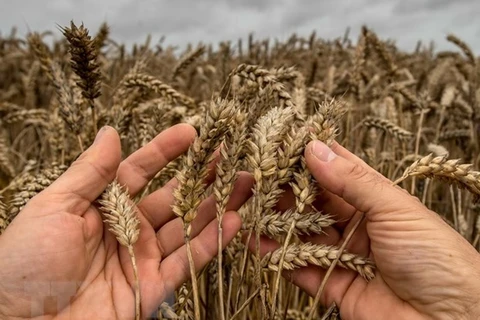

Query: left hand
[0,124,252,319]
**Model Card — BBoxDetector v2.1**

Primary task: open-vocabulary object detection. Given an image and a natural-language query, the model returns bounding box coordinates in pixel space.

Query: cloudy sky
[1,0,479,52]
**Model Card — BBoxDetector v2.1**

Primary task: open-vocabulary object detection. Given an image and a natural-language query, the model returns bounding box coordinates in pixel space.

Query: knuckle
[174,254,191,282]
[71,155,113,185]
[346,163,369,181]
[137,203,155,229]
[87,159,113,184]
[120,158,149,182]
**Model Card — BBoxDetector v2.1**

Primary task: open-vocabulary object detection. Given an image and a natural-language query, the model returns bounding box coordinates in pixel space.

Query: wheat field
[1,22,479,319]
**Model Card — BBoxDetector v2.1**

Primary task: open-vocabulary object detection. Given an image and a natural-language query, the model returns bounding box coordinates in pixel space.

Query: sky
[1,0,479,53]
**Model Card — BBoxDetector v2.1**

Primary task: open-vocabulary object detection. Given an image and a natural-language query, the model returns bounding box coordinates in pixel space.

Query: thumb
[305,140,419,219]
[43,126,122,214]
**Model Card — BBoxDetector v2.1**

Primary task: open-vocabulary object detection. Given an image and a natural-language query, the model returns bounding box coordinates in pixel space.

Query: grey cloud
[279,2,332,30]
[229,0,282,11]
[1,0,480,53]
[393,0,476,14]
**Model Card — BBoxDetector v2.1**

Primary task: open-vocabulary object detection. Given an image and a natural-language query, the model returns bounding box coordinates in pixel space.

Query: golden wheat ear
[99,180,141,320]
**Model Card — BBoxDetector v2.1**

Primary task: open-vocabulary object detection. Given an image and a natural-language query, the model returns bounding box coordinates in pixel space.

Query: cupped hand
[253,140,480,320]
[0,125,252,320]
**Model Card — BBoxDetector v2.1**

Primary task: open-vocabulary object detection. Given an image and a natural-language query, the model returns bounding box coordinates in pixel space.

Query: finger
[40,127,121,216]
[305,140,423,221]
[159,211,242,295]
[157,172,253,256]
[117,124,197,196]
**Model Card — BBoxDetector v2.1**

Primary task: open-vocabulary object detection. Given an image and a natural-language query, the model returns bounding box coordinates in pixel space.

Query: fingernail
[93,126,108,145]
[311,141,337,162]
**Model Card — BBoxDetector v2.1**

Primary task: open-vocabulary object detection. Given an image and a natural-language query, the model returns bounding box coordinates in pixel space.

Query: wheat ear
[122,73,195,107]
[446,34,476,65]
[61,21,101,134]
[172,45,206,81]
[264,242,375,281]
[393,154,480,201]
[246,107,295,318]
[259,209,335,238]
[9,165,67,220]
[50,62,85,152]
[213,111,246,320]
[227,64,295,109]
[362,116,413,141]
[99,180,141,320]
[173,99,235,320]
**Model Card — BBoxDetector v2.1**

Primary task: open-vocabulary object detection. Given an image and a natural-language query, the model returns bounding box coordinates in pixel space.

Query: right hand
[255,140,480,320]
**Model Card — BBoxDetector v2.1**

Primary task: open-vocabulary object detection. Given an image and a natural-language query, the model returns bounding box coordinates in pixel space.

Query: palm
[0,124,252,319]
[255,141,480,320]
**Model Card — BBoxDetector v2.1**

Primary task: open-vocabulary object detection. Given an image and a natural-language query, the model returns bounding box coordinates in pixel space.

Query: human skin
[249,140,480,320]
[0,124,253,320]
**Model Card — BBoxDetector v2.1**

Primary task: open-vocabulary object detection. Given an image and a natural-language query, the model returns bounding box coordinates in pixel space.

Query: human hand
[254,140,480,320]
[0,124,252,319]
